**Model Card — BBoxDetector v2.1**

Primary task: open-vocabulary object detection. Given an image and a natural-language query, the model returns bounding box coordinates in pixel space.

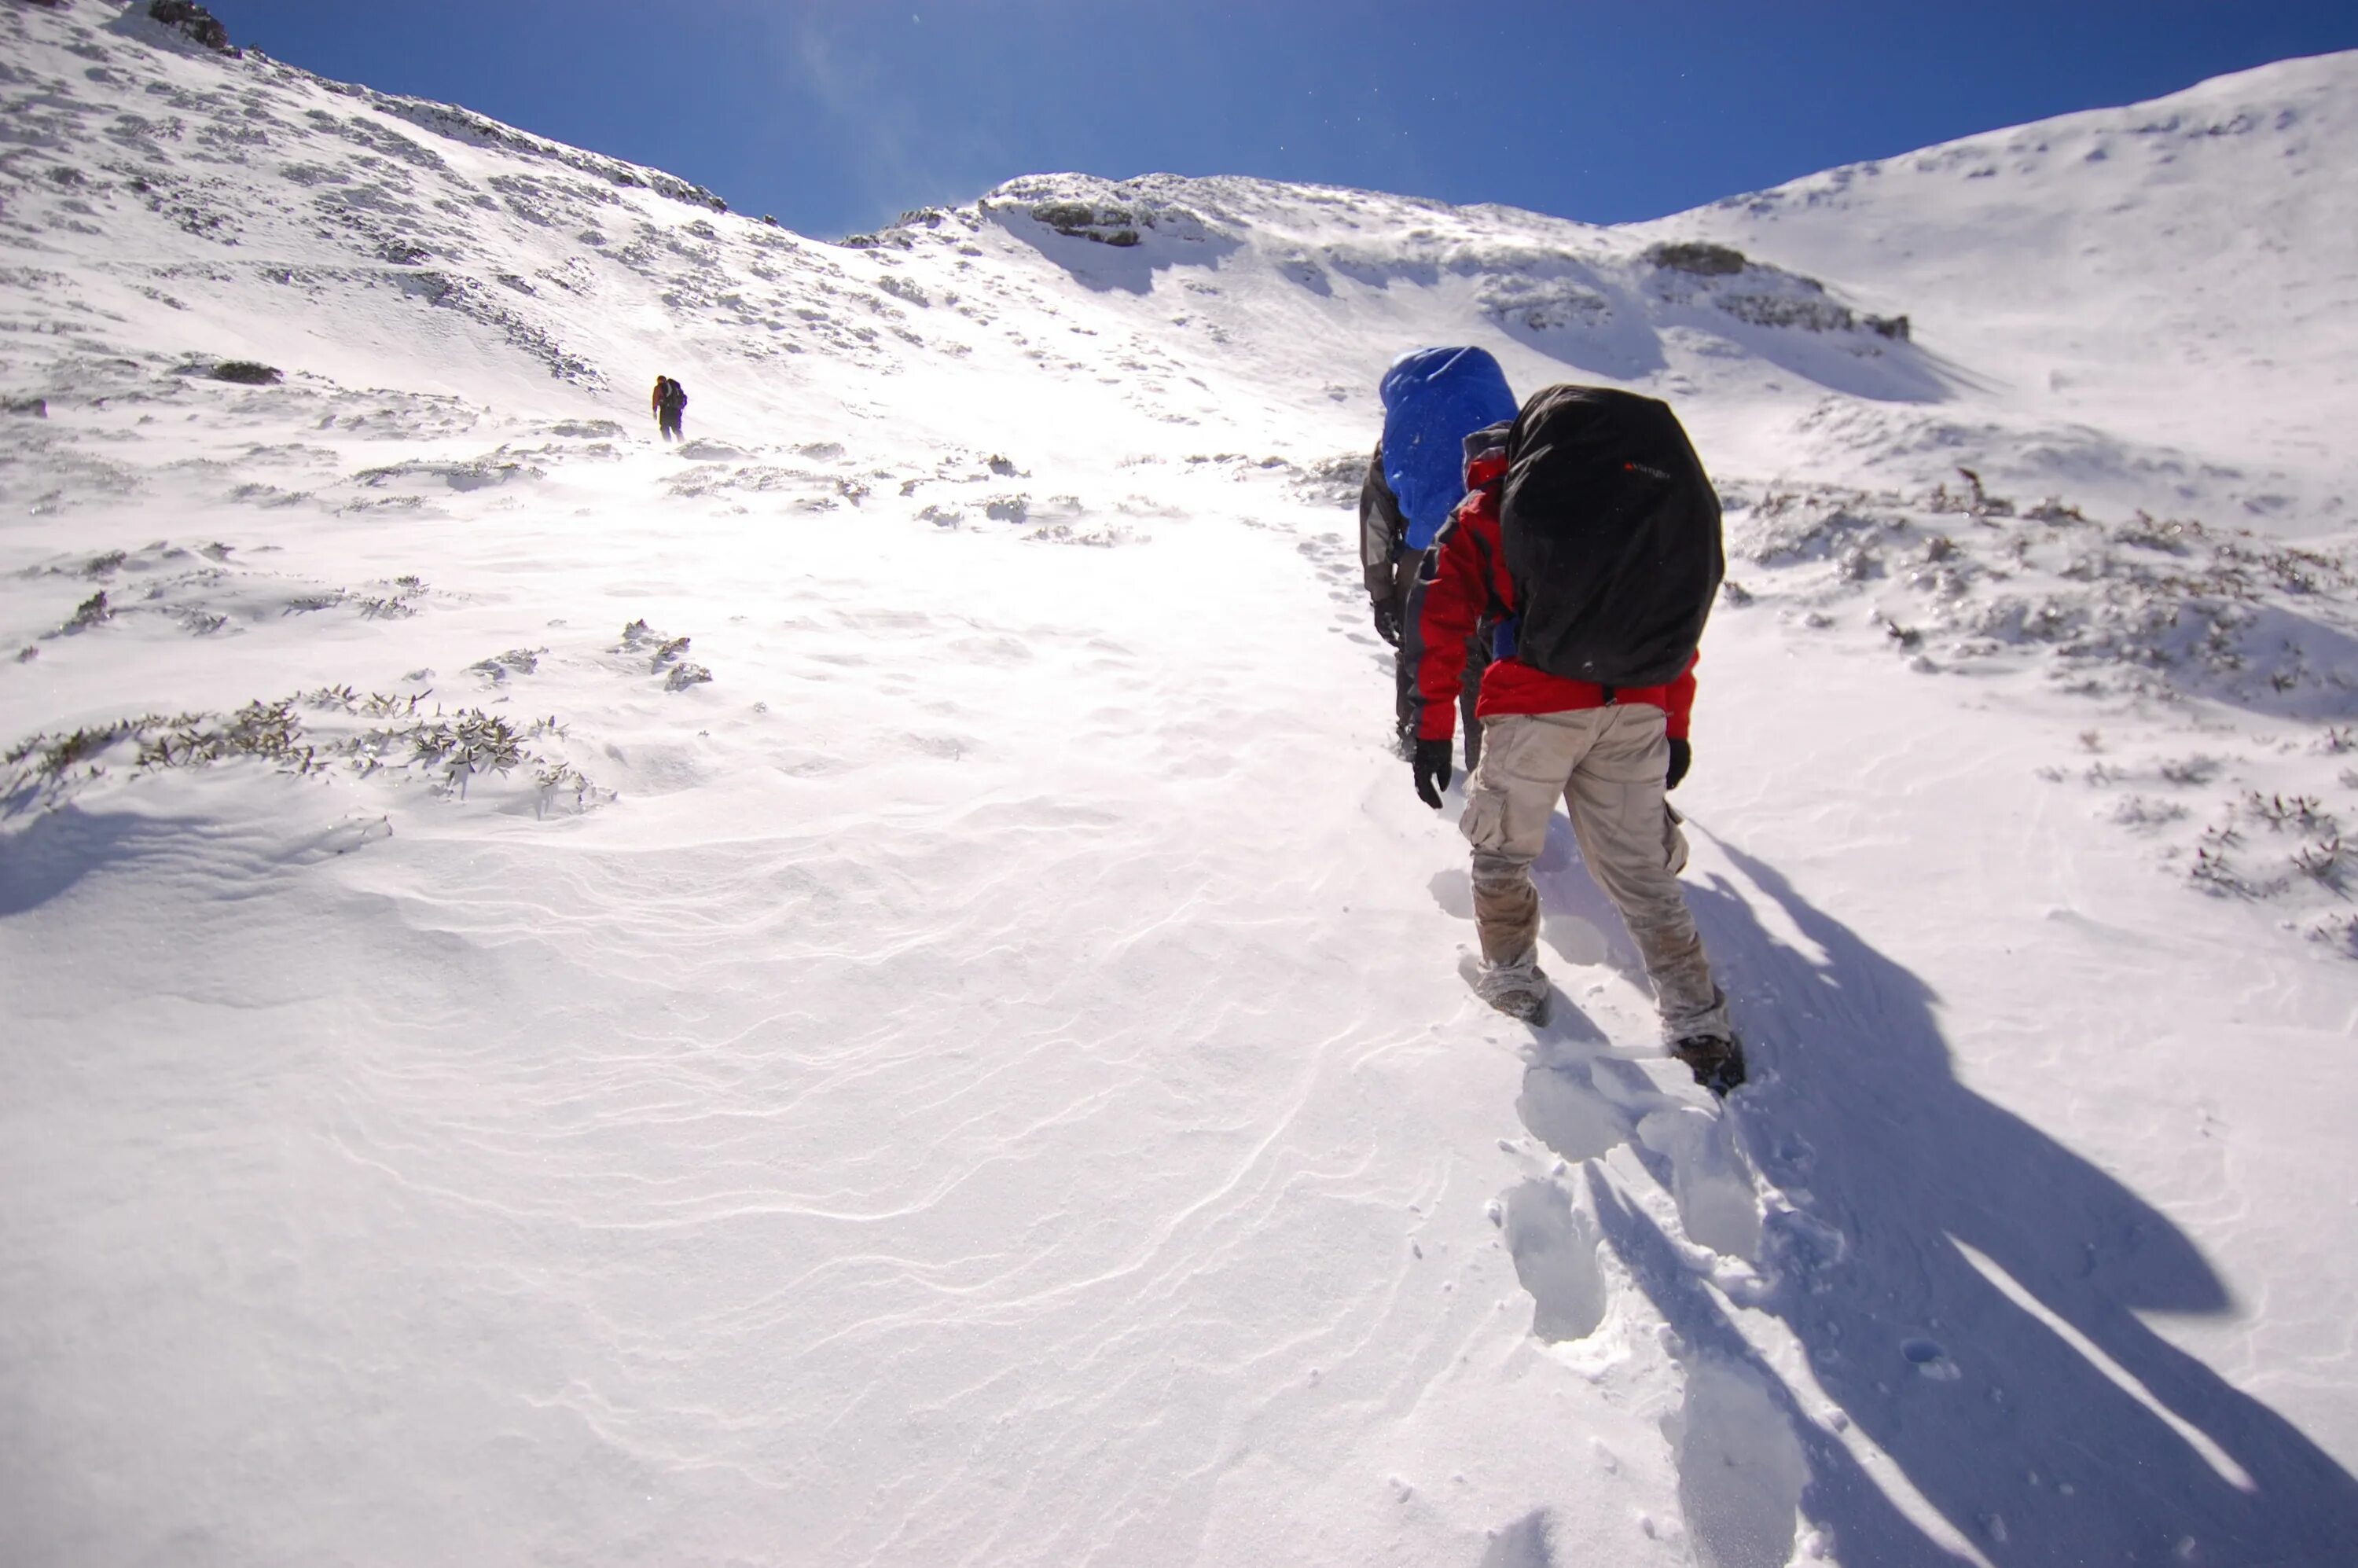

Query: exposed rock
[1029,200,1144,247]
[148,0,239,56]
[1645,241,1749,276]
[210,361,283,385]
[1479,275,1611,333]
[1644,243,1907,339]
[1715,291,1858,332]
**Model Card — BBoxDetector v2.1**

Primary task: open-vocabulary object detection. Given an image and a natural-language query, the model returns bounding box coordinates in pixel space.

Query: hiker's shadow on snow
[1611,838,2358,1566]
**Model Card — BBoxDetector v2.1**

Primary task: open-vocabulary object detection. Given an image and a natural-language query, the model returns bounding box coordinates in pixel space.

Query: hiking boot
[1670,1034,1747,1097]
[1472,958,1551,1025]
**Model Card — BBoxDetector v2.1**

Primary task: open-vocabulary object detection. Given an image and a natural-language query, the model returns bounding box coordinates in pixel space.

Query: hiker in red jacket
[1405,400,1742,1093]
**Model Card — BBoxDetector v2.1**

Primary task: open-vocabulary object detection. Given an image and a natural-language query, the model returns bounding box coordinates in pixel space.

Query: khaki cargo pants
[1460,706,1731,1042]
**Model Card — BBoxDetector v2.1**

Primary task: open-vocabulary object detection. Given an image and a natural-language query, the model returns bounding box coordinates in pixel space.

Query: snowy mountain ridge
[6,5,2358,1566]
[7,2,2354,513]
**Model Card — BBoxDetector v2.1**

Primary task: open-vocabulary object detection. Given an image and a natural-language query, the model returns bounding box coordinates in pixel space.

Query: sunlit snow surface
[5,6,2358,1565]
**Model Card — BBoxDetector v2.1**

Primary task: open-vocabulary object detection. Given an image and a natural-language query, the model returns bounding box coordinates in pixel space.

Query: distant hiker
[652,375,687,442]
[1363,346,1519,766]
[1408,387,1743,1095]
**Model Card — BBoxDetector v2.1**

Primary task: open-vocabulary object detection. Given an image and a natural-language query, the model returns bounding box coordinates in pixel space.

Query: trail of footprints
[1492,1035,1763,1330]
[1487,1027,1810,1564]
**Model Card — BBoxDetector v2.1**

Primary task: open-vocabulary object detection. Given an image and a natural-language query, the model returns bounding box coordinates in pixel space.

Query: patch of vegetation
[63,591,112,632]
[619,619,712,690]
[4,689,601,820]
[1724,472,2358,956]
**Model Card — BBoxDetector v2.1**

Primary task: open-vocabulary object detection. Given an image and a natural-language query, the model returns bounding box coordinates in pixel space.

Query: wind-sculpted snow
[5,6,2358,1565]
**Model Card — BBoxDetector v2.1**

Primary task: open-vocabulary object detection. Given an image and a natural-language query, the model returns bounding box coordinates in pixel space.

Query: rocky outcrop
[1647,240,1908,339]
[148,0,238,56]
[1645,241,1748,277]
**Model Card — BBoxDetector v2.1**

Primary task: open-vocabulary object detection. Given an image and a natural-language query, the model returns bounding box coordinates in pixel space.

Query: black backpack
[1498,385,1722,688]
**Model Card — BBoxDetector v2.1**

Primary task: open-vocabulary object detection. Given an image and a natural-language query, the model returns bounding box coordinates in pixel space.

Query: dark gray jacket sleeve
[1358,442,1405,598]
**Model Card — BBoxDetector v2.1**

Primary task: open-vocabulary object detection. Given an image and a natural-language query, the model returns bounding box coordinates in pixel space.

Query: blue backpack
[1379,346,1517,552]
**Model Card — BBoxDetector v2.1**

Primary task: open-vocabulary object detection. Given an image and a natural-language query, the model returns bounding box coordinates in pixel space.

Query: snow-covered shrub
[1730,473,2358,953]
[2,690,603,818]
[619,619,713,690]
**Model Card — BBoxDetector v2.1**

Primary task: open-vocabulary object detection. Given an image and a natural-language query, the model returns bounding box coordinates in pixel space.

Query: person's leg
[1561,707,1731,1042]
[1460,713,1592,1012]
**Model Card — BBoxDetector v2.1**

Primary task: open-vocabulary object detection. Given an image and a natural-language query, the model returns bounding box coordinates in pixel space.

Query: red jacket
[1408,450,1697,743]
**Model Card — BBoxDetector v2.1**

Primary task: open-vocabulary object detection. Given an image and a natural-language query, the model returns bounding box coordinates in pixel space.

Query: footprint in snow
[1485,973,1766,1264]
[1516,1056,1642,1165]
[1665,1360,1809,1568]
[1636,1105,1763,1263]
[1479,1510,1561,1568]
[1497,1177,1608,1344]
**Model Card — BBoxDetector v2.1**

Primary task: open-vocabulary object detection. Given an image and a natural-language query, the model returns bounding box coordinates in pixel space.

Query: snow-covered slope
[1650,50,2358,527]
[5,5,2357,1566]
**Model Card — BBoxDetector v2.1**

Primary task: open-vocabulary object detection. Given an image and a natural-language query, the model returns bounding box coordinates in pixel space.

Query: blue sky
[221,1,2358,238]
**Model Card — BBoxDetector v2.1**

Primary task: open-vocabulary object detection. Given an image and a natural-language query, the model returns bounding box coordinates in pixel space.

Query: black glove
[1412,736,1454,809]
[1371,596,1401,647]
[1666,736,1691,791]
